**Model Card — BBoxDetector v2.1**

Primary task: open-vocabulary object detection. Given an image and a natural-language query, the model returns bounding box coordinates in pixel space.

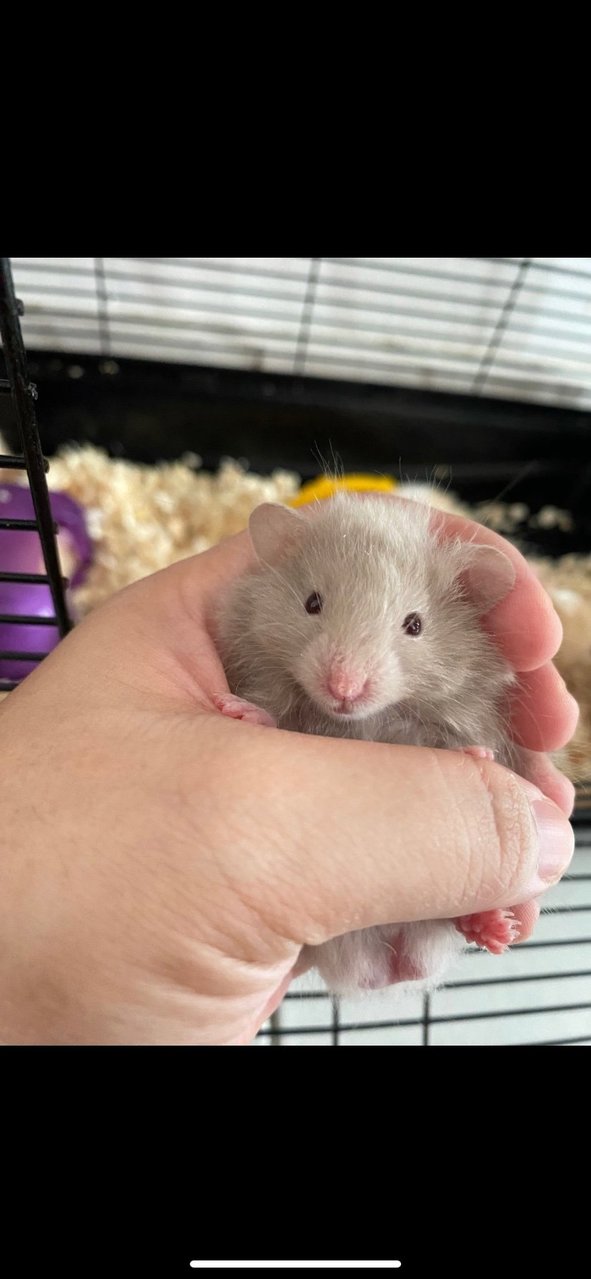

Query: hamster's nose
[326,666,368,703]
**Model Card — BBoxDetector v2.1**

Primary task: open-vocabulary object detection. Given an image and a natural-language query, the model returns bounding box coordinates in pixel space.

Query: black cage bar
[0,257,71,693]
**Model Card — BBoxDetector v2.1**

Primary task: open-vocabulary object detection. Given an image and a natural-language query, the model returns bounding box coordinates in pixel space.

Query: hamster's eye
[403,612,422,636]
[305,591,323,615]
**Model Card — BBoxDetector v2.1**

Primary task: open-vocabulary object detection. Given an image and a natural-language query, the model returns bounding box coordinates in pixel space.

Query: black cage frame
[0,257,71,693]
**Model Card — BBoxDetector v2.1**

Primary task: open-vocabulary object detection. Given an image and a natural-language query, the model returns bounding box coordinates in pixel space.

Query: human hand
[0,505,577,1044]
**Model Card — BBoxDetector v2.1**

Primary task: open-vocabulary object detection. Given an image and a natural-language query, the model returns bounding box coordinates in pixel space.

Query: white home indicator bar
[189,1264,402,1270]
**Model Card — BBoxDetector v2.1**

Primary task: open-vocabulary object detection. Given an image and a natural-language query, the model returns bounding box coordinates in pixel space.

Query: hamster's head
[247,495,515,722]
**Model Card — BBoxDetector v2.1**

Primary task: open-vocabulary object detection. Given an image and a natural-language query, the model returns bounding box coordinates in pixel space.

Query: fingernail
[513,798,574,907]
[506,780,575,907]
[532,797,575,885]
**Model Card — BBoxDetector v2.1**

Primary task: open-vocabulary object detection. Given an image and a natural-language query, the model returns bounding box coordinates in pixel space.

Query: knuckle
[471,764,536,903]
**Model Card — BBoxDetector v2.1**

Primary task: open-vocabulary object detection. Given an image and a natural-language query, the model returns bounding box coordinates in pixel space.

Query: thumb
[219,726,575,945]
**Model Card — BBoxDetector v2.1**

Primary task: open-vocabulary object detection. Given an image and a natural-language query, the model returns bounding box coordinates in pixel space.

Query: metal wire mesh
[256,824,591,1046]
[11,256,591,408]
[0,257,71,692]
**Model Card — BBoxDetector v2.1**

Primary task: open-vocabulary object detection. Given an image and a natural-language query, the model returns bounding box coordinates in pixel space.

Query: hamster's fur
[217,495,520,993]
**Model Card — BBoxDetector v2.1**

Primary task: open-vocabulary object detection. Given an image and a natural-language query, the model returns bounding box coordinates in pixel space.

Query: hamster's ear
[249,503,306,565]
[459,543,516,613]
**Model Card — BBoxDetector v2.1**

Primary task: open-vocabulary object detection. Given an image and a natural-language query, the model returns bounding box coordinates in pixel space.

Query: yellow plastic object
[289,473,398,508]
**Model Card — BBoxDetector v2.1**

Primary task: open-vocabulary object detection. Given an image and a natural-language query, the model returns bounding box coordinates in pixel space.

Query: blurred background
[1,255,590,1046]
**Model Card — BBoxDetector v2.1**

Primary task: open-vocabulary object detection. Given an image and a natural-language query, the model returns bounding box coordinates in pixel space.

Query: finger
[83,531,256,703]
[292,952,315,979]
[211,724,575,944]
[429,508,563,671]
[100,528,253,635]
[514,747,576,817]
[509,665,579,753]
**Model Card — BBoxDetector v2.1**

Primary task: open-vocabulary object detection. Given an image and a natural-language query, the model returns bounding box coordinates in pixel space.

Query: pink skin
[379,949,427,986]
[212,693,276,728]
[325,662,369,716]
[455,748,518,954]
[213,697,523,963]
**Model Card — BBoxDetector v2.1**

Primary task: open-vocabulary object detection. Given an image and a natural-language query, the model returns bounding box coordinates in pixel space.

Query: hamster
[215,493,524,995]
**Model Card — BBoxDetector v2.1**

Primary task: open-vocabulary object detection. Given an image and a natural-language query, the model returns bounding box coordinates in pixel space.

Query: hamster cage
[1,255,590,1046]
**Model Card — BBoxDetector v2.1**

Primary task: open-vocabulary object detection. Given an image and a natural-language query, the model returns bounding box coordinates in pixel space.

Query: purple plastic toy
[0,483,93,680]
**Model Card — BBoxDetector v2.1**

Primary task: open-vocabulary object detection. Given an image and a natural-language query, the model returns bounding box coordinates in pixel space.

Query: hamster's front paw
[212,693,277,728]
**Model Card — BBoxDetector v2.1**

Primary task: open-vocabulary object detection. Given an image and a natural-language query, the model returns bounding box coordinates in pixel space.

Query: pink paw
[455,908,519,955]
[460,746,496,761]
[212,693,276,728]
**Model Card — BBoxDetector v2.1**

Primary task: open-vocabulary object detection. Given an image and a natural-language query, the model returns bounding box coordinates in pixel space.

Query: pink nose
[326,666,368,703]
